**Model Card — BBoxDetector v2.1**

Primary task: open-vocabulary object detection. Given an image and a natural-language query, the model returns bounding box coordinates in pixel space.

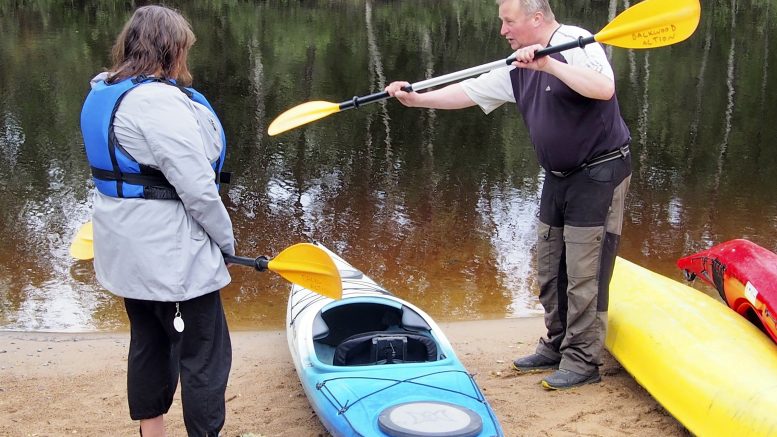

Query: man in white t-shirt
[386,0,631,390]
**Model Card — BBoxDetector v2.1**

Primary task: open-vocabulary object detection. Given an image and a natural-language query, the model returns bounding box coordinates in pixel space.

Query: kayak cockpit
[311,301,444,366]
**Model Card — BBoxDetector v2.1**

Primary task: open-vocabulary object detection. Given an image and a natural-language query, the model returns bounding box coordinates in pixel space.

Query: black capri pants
[124,290,231,436]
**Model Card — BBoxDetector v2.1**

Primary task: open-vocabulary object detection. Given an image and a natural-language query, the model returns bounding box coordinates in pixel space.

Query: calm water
[1,0,775,331]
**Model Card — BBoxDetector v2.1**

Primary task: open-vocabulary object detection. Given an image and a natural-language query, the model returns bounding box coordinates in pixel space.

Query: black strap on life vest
[91,165,177,200]
[91,165,232,200]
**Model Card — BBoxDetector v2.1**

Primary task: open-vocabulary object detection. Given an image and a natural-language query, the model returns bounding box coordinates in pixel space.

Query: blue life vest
[80,76,229,199]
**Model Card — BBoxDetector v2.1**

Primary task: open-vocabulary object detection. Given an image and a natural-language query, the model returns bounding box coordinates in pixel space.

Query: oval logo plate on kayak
[378,401,483,437]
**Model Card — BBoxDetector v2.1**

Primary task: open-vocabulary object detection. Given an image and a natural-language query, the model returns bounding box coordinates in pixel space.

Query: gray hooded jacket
[90,73,235,302]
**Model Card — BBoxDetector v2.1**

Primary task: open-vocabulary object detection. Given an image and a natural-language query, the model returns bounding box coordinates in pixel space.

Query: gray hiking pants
[534,157,631,375]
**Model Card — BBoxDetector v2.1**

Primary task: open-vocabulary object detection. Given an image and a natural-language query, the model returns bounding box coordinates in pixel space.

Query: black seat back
[333,331,438,366]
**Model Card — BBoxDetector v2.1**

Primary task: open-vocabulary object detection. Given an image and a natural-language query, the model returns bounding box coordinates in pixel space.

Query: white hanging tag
[173,302,185,333]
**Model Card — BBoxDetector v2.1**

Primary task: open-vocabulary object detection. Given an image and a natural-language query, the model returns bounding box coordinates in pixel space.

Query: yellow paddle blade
[596,0,700,49]
[268,243,342,300]
[70,221,94,260]
[267,101,341,136]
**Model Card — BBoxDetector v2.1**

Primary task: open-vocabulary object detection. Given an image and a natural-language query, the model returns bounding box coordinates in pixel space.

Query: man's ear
[531,11,544,27]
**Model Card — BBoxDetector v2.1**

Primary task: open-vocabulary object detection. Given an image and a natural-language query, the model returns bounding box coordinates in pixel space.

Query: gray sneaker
[541,368,601,390]
[511,353,560,373]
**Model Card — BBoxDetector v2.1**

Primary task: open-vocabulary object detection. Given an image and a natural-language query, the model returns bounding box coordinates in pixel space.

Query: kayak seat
[315,303,431,347]
[333,331,438,366]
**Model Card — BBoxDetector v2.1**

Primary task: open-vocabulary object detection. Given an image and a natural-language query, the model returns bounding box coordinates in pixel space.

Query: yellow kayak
[606,257,777,436]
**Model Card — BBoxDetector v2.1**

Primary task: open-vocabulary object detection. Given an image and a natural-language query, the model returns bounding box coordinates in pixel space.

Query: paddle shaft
[337,36,596,111]
[223,254,269,271]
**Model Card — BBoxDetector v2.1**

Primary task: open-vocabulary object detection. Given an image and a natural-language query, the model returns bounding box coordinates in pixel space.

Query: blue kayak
[286,243,504,437]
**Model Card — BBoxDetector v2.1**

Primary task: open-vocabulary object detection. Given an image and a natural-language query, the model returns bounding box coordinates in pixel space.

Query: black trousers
[124,290,232,437]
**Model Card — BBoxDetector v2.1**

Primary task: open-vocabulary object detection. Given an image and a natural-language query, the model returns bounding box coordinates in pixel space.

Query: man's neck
[537,20,561,47]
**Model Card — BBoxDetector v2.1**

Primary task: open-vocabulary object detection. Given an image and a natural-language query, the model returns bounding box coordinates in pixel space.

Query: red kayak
[677,239,777,343]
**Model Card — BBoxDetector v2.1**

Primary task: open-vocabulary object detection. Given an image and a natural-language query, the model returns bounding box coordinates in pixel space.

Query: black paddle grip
[223,254,269,271]
[341,84,415,110]
[505,35,596,64]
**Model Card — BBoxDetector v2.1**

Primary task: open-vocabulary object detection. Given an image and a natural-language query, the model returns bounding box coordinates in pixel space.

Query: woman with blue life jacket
[80,5,235,436]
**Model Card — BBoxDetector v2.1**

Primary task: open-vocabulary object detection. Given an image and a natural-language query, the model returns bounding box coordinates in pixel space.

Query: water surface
[1,0,775,331]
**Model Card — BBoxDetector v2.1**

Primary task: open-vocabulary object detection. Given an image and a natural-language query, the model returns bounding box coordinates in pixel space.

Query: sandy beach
[0,317,687,436]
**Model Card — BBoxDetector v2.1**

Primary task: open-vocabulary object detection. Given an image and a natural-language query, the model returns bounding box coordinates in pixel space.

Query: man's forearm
[403,83,478,109]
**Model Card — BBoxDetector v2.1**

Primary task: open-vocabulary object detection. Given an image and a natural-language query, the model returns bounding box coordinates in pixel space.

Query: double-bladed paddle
[267,0,701,136]
[70,221,343,300]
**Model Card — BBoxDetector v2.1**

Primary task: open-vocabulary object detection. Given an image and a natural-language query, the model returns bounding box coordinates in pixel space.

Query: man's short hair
[497,0,556,21]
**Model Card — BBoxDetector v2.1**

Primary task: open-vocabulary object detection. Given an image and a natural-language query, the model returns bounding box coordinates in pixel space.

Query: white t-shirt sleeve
[460,66,516,114]
[552,25,614,80]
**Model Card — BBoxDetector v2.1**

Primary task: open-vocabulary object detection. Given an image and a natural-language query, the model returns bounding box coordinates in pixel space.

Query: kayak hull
[607,257,777,436]
[677,239,777,343]
[286,244,503,437]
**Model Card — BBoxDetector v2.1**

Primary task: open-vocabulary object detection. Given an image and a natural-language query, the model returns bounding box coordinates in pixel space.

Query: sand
[0,317,688,436]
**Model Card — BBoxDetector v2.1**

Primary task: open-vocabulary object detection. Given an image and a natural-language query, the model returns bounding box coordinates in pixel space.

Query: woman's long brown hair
[108,5,196,85]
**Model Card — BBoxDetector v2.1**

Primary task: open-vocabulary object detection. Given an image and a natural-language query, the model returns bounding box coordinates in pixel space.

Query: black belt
[550,144,630,178]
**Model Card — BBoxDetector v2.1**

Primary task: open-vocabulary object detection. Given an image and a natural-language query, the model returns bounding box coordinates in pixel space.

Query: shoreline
[0,317,686,436]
